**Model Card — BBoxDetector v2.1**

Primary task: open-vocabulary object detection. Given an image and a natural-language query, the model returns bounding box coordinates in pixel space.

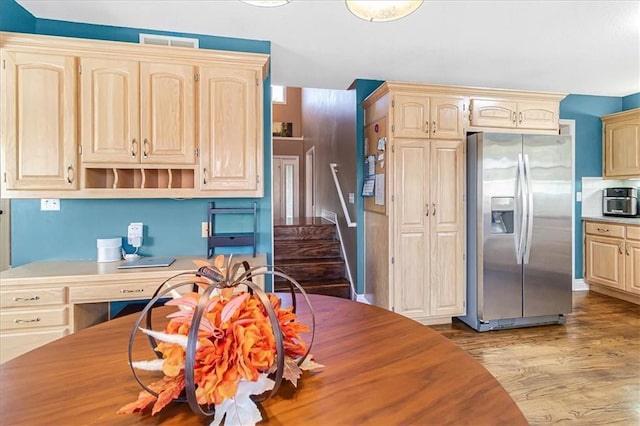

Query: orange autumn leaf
[152,375,186,415]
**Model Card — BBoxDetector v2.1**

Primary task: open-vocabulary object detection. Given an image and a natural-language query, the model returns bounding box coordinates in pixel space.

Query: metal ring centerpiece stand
[125,255,316,420]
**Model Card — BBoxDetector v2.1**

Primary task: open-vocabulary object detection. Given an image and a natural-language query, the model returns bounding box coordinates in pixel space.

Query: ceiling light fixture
[241,0,292,6]
[345,0,423,22]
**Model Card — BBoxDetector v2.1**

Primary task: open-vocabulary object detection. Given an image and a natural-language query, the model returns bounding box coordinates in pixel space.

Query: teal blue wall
[2,1,273,280]
[354,79,385,294]
[559,94,624,279]
[0,0,35,32]
[622,93,640,110]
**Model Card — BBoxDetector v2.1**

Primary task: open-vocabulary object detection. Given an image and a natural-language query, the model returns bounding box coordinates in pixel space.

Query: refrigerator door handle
[523,154,534,264]
[516,154,527,264]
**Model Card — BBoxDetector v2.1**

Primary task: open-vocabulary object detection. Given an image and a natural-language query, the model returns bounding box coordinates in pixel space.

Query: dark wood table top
[0,294,526,425]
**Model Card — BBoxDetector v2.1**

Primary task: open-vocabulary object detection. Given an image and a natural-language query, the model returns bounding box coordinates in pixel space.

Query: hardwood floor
[429,291,640,425]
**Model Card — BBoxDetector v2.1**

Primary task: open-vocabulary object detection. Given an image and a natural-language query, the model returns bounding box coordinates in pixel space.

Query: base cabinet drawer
[68,280,168,302]
[0,328,69,364]
[585,222,626,238]
[0,287,66,308]
[0,307,69,331]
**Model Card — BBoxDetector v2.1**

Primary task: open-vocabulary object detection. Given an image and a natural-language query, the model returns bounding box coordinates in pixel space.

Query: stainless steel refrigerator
[458,132,573,331]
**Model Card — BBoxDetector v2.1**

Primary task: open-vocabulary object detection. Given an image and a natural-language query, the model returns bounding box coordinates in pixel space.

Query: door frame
[273,155,300,221]
[305,146,316,217]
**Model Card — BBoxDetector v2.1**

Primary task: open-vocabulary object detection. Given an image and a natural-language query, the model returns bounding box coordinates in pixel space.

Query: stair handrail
[329,163,356,228]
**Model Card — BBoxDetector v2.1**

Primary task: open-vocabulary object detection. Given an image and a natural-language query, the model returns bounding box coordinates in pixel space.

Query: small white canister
[97,238,122,262]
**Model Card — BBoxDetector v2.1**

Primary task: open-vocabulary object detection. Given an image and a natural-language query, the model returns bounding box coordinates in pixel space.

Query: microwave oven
[602,187,639,217]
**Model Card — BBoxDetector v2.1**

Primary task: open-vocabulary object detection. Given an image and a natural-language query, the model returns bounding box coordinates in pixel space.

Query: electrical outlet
[201,222,209,238]
[40,199,60,211]
[348,193,355,204]
[127,222,143,247]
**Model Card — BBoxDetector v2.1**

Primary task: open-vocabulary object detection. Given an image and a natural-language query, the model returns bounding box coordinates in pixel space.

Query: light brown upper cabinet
[601,108,640,179]
[1,32,269,198]
[469,98,559,131]
[80,58,195,165]
[1,50,78,190]
[198,66,263,197]
[393,94,464,139]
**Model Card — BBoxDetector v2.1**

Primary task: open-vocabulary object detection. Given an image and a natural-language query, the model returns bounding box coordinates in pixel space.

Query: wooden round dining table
[0,294,526,425]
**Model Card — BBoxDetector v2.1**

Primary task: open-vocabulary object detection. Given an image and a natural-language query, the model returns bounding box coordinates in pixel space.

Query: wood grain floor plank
[430,291,640,425]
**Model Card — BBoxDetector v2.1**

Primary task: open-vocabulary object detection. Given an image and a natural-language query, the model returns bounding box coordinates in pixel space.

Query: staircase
[273,218,351,299]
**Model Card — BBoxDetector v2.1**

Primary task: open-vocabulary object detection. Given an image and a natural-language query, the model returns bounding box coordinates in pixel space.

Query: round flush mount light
[345,0,423,22]
[241,0,292,6]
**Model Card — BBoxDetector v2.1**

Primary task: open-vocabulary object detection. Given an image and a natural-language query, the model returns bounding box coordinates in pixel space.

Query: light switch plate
[576,192,582,202]
[40,199,60,211]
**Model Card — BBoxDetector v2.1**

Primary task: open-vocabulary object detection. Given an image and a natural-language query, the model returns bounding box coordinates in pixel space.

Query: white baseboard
[356,294,371,304]
[573,279,589,291]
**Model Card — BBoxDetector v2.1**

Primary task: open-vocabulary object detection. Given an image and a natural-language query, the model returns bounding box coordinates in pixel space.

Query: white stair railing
[329,163,356,228]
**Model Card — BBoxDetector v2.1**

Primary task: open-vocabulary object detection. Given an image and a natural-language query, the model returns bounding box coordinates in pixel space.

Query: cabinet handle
[143,138,150,159]
[425,121,429,134]
[512,111,517,123]
[14,318,41,324]
[627,244,631,256]
[433,120,436,134]
[66,165,74,184]
[203,168,208,185]
[518,112,523,123]
[120,288,144,293]
[13,296,40,302]
[432,203,436,216]
[425,204,429,216]
[597,227,609,233]
[619,242,624,255]
[131,138,137,158]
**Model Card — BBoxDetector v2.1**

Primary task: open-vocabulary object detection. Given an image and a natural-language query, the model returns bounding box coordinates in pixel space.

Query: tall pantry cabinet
[363,83,466,324]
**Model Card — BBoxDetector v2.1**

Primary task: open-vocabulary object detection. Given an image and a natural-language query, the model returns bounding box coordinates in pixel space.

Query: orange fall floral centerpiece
[118,255,321,425]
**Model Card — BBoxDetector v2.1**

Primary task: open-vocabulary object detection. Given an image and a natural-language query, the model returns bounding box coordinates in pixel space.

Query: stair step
[274,258,345,282]
[274,278,351,299]
[274,240,341,260]
[274,224,336,241]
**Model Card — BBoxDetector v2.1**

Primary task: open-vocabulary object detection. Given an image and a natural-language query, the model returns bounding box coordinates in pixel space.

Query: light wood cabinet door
[516,100,558,130]
[469,98,516,129]
[1,51,77,190]
[199,66,262,196]
[585,234,625,290]
[140,62,196,164]
[80,57,139,163]
[393,95,429,138]
[430,140,465,316]
[625,240,640,295]
[603,119,640,178]
[393,139,430,318]
[430,97,464,139]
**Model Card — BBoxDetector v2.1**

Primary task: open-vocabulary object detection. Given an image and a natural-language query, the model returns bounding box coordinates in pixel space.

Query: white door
[273,156,299,222]
[0,198,10,271]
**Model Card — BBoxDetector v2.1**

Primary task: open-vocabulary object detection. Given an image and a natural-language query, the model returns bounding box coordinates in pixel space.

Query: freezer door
[522,135,573,316]
[479,133,524,321]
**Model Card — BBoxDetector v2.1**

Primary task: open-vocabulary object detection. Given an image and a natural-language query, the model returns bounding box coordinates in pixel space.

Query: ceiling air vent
[139,33,199,48]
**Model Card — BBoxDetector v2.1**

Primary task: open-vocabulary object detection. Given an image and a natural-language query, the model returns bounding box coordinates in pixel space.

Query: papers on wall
[366,155,376,177]
[374,174,385,205]
[362,176,375,197]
